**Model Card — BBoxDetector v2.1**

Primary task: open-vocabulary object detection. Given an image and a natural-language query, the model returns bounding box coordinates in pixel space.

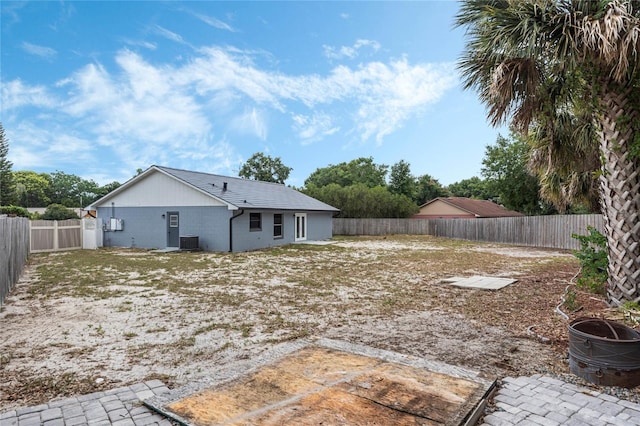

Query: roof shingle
[156,166,339,212]
[421,197,523,218]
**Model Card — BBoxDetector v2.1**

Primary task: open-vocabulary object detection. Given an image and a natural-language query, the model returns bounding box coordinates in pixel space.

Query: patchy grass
[1,235,593,410]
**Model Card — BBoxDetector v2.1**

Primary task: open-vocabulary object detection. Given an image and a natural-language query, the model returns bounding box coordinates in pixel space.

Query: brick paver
[482,375,640,426]
[0,380,176,426]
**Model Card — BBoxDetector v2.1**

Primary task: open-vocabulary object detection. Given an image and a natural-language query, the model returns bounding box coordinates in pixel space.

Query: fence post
[53,220,59,250]
[1,217,30,306]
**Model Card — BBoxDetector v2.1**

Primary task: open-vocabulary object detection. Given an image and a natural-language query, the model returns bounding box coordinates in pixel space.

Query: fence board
[0,217,29,306]
[333,215,603,250]
[30,219,82,253]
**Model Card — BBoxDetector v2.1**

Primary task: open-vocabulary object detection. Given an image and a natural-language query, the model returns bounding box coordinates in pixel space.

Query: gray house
[90,165,339,252]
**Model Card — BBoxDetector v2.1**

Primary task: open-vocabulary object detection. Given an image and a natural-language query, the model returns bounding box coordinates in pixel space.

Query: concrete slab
[442,276,517,290]
[150,247,181,253]
[292,240,336,246]
[144,338,495,426]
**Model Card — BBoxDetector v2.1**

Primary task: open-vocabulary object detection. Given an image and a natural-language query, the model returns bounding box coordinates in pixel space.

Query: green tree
[447,177,492,200]
[0,122,16,205]
[414,174,449,205]
[388,160,415,200]
[95,181,121,200]
[41,203,80,220]
[14,170,51,207]
[304,157,388,188]
[481,134,551,215]
[239,152,292,184]
[303,183,418,218]
[456,0,640,305]
[48,171,85,206]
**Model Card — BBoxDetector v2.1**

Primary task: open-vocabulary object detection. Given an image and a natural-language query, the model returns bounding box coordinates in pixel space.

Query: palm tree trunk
[598,90,640,306]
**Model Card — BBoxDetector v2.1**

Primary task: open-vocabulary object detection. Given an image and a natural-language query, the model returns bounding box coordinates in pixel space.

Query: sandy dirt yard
[0,235,614,411]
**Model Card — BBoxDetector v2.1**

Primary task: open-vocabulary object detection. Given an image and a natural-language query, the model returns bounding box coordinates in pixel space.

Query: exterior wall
[230,210,334,252]
[306,211,334,241]
[97,206,335,252]
[97,206,232,251]
[100,171,226,207]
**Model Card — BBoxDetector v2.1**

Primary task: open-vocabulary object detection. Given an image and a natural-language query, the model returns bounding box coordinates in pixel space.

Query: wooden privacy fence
[1,217,29,306]
[30,219,82,253]
[333,214,603,250]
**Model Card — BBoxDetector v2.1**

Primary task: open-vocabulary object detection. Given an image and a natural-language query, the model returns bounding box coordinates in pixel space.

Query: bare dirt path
[0,235,608,411]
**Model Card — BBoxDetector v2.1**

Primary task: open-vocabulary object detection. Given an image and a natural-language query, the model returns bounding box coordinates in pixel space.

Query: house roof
[92,165,339,212]
[420,197,524,218]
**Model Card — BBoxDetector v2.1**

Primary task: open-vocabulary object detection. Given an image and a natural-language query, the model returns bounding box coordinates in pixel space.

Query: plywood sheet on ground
[146,339,494,426]
[442,275,517,290]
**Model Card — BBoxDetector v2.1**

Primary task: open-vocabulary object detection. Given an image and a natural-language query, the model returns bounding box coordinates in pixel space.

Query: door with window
[167,211,179,247]
[294,213,307,242]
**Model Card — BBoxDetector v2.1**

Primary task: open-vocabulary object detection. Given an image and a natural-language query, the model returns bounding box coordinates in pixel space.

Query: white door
[295,213,307,242]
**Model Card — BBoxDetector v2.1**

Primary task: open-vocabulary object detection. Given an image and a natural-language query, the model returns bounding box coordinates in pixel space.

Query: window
[273,214,283,238]
[249,213,262,231]
[169,214,179,227]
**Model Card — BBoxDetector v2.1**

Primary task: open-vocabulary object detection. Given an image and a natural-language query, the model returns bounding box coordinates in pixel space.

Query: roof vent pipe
[223,182,228,191]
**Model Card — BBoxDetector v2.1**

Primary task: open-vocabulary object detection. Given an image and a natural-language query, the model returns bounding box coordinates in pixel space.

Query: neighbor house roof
[418,197,524,218]
[92,165,339,212]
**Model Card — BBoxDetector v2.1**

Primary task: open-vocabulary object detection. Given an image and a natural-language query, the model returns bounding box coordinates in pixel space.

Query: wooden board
[163,345,491,426]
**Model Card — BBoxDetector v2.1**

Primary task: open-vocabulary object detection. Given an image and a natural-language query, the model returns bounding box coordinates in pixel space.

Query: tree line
[238,131,598,219]
[1,119,598,220]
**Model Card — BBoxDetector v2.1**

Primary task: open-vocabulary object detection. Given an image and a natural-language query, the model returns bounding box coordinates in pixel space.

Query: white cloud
[123,39,157,50]
[58,62,119,116]
[323,39,381,60]
[347,60,457,144]
[21,42,57,59]
[8,122,95,170]
[152,25,186,44]
[292,113,340,145]
[45,49,213,176]
[6,44,455,178]
[184,47,286,109]
[191,12,236,32]
[229,108,268,140]
[1,79,57,110]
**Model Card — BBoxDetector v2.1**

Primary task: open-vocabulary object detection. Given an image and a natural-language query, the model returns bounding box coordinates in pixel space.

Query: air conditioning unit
[179,235,199,250]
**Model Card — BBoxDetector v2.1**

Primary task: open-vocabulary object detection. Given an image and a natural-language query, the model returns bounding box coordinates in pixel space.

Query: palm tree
[527,110,601,213]
[456,0,640,306]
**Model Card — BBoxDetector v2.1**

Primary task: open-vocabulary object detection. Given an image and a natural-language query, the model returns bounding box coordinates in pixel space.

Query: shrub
[0,205,29,217]
[41,204,79,220]
[571,226,608,294]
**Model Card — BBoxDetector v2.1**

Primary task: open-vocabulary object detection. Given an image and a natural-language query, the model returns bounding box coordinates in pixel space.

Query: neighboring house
[89,165,339,252]
[412,197,524,219]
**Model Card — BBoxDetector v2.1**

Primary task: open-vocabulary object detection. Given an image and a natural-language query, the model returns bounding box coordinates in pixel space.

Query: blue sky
[1,1,506,187]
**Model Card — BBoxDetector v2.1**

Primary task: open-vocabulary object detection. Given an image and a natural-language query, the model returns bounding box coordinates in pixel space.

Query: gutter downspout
[229,209,244,252]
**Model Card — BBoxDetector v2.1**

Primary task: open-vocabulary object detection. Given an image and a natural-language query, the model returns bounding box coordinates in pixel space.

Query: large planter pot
[568,317,640,388]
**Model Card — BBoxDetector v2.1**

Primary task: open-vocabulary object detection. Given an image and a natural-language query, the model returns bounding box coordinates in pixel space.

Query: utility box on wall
[108,218,124,231]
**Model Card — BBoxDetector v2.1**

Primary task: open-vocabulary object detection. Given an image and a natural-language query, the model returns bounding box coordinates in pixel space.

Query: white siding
[97,171,226,207]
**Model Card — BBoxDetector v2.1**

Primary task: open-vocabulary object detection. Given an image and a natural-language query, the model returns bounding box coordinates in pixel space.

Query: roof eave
[90,165,238,210]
